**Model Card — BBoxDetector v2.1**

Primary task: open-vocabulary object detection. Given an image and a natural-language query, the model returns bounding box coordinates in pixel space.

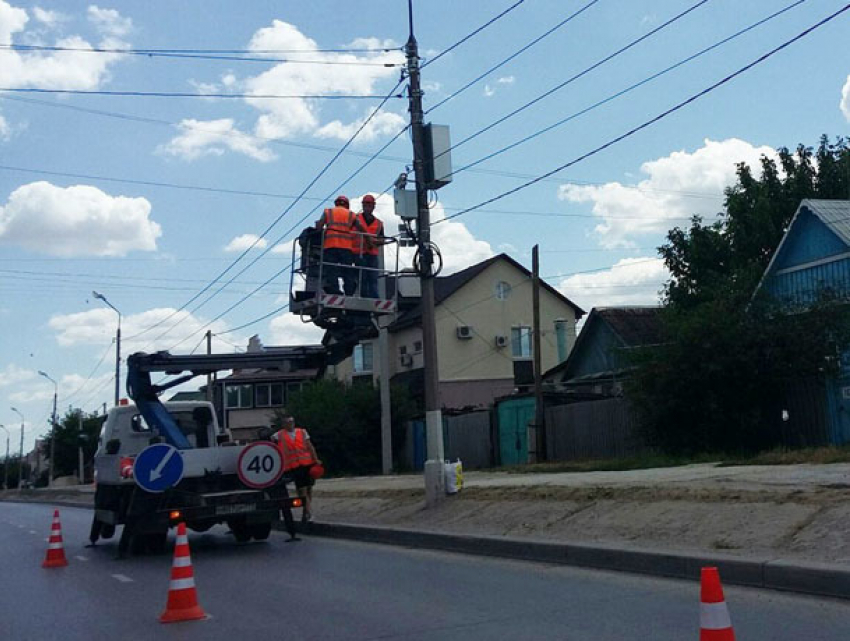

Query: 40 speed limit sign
[237,441,285,489]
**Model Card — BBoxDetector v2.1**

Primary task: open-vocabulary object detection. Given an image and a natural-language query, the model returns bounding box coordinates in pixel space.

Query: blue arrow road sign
[133,443,184,493]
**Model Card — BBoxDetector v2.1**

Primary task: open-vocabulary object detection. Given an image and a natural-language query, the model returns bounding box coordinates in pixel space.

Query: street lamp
[93,290,122,406]
[39,371,58,488]
[0,424,9,490]
[10,407,24,490]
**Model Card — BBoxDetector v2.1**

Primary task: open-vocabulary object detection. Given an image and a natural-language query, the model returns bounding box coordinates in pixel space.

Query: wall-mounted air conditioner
[494,335,509,349]
[400,354,414,367]
[456,325,472,340]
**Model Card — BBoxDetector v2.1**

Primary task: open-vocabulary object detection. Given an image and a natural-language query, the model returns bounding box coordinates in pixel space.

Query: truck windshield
[132,410,211,448]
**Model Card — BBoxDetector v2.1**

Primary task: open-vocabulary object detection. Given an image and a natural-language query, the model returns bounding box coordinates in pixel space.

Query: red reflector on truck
[169,511,181,520]
[292,498,303,508]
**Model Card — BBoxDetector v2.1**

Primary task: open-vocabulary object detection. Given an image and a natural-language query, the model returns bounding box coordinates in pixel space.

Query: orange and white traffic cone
[700,567,735,640]
[42,509,69,568]
[159,523,206,623]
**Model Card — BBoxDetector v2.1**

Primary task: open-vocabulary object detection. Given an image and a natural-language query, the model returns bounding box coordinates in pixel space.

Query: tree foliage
[39,408,104,482]
[275,379,417,475]
[629,136,850,454]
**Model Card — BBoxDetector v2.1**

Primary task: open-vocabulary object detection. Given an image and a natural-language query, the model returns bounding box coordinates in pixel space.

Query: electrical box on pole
[423,124,452,190]
[394,188,418,221]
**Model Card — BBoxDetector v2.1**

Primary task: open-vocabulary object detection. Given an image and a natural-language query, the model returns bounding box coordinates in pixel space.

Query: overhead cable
[0,87,404,100]
[436,4,850,226]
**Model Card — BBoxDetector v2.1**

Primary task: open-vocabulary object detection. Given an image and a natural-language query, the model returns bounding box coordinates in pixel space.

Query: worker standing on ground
[316,195,355,295]
[274,415,321,523]
[353,194,385,298]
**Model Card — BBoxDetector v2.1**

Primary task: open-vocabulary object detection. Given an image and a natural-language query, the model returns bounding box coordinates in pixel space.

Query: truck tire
[89,516,103,545]
[147,531,168,554]
[229,519,252,543]
[251,522,272,541]
[101,523,116,539]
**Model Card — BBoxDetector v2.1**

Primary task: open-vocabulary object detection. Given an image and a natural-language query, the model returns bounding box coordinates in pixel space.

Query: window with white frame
[255,382,284,408]
[511,326,533,359]
[226,384,253,409]
[353,343,374,373]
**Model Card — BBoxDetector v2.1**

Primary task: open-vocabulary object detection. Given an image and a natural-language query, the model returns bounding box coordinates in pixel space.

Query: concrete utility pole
[93,291,121,406]
[39,371,58,487]
[206,330,213,403]
[0,424,9,490]
[11,407,24,490]
[532,246,546,462]
[77,412,84,485]
[406,0,444,504]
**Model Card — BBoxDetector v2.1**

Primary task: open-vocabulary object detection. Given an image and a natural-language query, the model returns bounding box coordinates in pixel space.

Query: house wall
[564,319,623,380]
[773,209,847,269]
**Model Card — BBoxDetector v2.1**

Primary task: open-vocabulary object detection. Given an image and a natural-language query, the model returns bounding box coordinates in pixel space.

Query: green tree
[41,408,104,481]
[629,136,850,454]
[276,379,417,475]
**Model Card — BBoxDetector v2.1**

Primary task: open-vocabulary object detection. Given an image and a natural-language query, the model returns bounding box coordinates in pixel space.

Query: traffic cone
[42,509,69,568]
[159,523,206,623]
[700,567,735,640]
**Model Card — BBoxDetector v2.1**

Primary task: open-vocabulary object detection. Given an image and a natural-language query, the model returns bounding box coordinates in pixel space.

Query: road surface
[1,502,848,640]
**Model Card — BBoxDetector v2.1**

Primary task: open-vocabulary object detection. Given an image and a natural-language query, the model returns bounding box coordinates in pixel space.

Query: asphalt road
[2,502,848,640]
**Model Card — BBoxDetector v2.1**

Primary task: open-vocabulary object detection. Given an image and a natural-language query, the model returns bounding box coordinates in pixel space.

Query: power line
[0,43,401,66]
[437,5,850,227]
[440,0,711,154]
[0,87,404,100]
[0,44,401,55]
[422,0,530,68]
[449,0,808,178]
[426,0,601,112]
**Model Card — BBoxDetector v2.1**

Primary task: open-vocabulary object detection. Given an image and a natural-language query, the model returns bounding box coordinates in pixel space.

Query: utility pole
[532,246,546,462]
[406,0,444,504]
[78,412,84,485]
[11,407,24,490]
[39,371,58,487]
[378,251,393,474]
[92,291,121,406]
[0,425,9,490]
[206,330,213,403]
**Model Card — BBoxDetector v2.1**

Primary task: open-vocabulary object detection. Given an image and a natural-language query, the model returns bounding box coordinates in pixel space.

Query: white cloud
[0,363,36,388]
[841,74,850,122]
[160,118,277,162]
[0,112,9,140]
[225,233,269,252]
[87,5,132,37]
[268,312,325,346]
[32,7,65,27]
[164,22,404,158]
[48,307,246,354]
[314,110,406,143]
[271,243,292,255]
[483,84,495,98]
[557,257,668,310]
[0,1,128,90]
[0,181,161,257]
[497,76,515,85]
[559,138,778,248]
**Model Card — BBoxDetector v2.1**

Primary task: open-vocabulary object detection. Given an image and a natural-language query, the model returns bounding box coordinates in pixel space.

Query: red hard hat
[309,464,325,479]
[335,195,349,207]
[362,194,376,204]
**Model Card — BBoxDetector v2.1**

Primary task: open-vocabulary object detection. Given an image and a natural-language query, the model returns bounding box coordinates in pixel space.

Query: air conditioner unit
[494,335,509,349]
[456,325,472,340]
[400,354,413,367]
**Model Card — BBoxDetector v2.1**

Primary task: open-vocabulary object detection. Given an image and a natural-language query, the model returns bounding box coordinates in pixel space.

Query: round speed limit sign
[237,441,284,489]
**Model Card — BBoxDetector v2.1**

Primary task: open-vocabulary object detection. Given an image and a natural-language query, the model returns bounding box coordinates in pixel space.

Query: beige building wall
[331,258,579,390]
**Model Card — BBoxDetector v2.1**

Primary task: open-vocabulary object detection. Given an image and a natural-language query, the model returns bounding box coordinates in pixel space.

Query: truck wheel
[251,522,272,541]
[131,533,148,556]
[147,531,168,554]
[229,520,251,543]
[89,517,103,544]
[101,524,116,539]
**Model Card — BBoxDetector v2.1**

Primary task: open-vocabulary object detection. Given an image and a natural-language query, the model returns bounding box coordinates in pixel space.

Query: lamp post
[0,424,9,490]
[39,371,58,488]
[93,290,122,406]
[10,407,24,490]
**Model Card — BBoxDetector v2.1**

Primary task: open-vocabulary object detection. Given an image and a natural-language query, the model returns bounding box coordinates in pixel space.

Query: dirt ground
[313,463,850,566]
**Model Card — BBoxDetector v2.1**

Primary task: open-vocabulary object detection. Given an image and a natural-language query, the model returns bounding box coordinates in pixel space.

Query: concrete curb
[6,497,849,600]
[307,522,850,601]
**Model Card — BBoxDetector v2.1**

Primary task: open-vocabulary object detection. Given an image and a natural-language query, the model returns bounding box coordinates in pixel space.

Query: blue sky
[1,0,849,451]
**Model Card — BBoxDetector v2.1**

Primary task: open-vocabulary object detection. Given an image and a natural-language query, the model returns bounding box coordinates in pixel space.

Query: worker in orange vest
[316,195,355,295]
[353,194,385,298]
[273,415,321,523]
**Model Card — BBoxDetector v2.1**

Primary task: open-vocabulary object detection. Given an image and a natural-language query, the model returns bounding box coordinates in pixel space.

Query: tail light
[291,498,303,508]
[119,456,135,478]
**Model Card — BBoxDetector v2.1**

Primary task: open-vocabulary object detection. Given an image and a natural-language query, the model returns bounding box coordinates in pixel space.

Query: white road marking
[74,555,89,562]
[29,530,37,534]
[111,574,133,583]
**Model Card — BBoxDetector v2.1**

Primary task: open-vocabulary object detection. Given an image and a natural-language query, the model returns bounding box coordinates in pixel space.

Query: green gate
[497,397,535,465]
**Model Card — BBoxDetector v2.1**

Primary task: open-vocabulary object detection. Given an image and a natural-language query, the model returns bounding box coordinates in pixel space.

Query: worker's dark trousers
[355,254,379,298]
[322,248,355,295]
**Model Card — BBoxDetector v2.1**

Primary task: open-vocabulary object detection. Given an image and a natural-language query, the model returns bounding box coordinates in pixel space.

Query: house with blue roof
[755,199,850,445]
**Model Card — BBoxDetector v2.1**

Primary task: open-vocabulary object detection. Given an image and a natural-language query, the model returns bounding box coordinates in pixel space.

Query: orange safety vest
[276,428,316,471]
[355,213,383,256]
[321,206,354,250]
